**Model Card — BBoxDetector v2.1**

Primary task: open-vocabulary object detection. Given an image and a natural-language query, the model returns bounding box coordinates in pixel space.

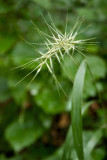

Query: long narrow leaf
[62,101,94,160]
[85,129,102,159]
[62,126,73,160]
[72,60,87,160]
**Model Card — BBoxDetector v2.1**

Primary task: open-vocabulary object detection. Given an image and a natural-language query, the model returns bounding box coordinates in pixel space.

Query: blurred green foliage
[0,0,107,159]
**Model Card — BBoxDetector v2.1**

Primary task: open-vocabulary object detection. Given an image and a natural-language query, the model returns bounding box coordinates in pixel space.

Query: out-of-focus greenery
[0,0,107,160]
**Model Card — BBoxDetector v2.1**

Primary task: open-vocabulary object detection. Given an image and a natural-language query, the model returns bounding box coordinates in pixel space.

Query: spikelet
[13,14,96,93]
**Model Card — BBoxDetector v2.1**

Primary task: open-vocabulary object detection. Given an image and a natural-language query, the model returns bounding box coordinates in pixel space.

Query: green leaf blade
[72,60,87,160]
[5,121,44,152]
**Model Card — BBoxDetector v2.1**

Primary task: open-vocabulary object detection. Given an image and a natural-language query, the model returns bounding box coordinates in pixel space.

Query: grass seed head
[14,14,96,93]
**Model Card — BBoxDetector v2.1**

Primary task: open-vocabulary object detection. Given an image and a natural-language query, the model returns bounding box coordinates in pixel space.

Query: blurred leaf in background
[0,0,107,159]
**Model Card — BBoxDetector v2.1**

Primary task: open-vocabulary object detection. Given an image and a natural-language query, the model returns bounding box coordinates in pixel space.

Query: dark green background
[0,0,107,160]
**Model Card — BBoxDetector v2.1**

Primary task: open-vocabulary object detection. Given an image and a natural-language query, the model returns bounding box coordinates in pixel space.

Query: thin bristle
[15,15,96,94]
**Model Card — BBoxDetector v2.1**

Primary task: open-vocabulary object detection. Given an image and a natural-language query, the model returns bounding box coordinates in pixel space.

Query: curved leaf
[72,60,87,160]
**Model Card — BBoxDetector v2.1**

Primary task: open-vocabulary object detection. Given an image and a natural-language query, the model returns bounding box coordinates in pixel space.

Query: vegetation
[0,0,107,160]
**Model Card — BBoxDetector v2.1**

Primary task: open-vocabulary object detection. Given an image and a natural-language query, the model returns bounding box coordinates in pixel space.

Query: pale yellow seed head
[15,15,95,94]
